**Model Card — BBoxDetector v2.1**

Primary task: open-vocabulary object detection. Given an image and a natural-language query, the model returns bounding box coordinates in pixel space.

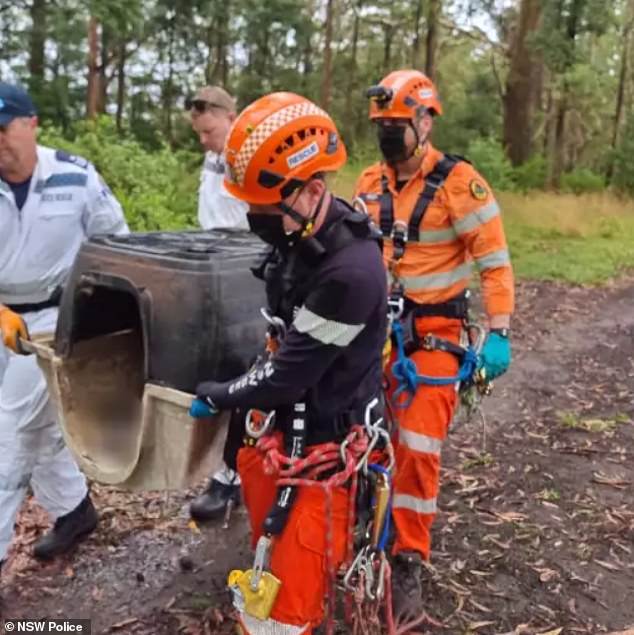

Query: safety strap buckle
[390,220,408,261]
[388,283,405,320]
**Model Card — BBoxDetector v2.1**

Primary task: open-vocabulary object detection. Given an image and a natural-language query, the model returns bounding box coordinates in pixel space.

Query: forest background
[2,0,634,282]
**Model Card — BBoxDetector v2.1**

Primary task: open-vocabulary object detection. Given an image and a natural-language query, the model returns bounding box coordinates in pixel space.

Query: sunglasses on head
[184,97,225,113]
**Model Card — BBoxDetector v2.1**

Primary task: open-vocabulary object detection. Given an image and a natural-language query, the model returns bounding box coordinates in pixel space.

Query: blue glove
[479,332,511,380]
[189,397,218,418]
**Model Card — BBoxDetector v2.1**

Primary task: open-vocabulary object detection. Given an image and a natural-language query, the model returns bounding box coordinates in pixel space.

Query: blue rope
[367,463,392,552]
[391,320,479,405]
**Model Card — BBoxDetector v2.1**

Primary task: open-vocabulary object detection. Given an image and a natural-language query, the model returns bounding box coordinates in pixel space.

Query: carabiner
[245,408,275,440]
[251,535,272,591]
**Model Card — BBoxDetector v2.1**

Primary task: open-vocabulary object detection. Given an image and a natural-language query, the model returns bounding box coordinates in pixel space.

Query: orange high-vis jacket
[354,144,514,316]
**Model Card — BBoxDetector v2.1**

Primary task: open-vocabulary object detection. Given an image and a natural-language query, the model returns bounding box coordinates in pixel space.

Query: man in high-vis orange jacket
[355,69,515,619]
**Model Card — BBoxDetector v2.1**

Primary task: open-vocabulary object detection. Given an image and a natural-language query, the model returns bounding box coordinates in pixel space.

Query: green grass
[557,410,631,433]
[334,162,634,284]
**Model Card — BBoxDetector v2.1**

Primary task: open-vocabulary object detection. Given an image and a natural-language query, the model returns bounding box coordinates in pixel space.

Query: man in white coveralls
[186,85,248,521]
[0,82,128,577]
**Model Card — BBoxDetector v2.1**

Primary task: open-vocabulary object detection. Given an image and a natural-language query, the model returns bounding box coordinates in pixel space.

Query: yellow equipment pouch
[228,568,282,621]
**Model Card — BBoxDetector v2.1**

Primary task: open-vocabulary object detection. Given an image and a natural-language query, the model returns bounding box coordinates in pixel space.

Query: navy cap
[0,82,37,127]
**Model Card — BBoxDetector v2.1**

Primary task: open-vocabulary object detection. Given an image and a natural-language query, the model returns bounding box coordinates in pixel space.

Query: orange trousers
[388,315,462,559]
[236,443,351,634]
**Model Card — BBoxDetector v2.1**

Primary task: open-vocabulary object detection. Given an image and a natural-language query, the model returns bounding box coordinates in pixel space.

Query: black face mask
[247,213,301,253]
[377,124,414,164]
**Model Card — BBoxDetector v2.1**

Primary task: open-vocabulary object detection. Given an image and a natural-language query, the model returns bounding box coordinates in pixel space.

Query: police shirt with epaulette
[0,145,128,305]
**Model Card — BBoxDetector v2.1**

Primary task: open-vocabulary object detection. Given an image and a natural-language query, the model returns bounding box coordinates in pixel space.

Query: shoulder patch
[469,179,488,201]
[55,150,89,170]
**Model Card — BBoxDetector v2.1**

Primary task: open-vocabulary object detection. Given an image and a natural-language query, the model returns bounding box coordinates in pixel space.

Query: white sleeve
[198,156,249,230]
[83,165,129,236]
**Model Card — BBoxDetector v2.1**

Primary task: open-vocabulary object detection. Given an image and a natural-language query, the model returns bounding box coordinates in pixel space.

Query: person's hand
[0,307,30,354]
[189,397,218,419]
[479,331,511,380]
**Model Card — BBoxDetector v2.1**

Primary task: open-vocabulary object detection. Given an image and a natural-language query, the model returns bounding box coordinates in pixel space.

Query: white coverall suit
[198,151,249,231]
[0,145,128,561]
[198,150,249,487]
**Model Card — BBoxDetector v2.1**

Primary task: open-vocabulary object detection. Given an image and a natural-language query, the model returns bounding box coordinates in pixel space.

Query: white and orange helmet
[224,92,347,205]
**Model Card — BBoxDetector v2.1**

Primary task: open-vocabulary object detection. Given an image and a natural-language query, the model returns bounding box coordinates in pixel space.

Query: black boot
[33,493,98,561]
[391,551,424,621]
[190,478,241,522]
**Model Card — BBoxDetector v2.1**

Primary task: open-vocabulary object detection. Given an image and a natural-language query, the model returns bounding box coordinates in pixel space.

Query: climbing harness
[230,395,396,635]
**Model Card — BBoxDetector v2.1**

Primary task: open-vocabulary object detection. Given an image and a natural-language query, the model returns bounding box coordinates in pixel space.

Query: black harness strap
[262,401,307,536]
[407,155,459,242]
[375,154,463,247]
[379,174,394,237]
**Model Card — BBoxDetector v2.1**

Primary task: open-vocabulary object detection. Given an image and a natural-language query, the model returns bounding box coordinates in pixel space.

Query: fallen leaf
[595,559,621,572]
[467,621,496,631]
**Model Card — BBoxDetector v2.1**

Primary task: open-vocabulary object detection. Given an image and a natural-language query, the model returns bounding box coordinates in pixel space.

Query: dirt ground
[1,278,633,635]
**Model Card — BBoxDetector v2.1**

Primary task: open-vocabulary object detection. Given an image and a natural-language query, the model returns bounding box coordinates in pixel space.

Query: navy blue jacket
[196,197,388,444]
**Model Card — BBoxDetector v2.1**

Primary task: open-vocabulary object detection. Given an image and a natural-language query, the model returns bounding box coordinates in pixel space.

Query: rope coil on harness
[256,425,370,635]
[391,320,479,406]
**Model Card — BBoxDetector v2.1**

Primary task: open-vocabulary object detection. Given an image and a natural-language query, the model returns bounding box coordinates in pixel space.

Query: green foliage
[560,168,605,194]
[511,155,547,192]
[611,114,634,195]
[39,117,200,231]
[466,137,515,191]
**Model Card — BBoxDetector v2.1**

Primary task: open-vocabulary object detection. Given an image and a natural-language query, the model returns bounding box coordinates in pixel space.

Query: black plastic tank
[55,229,268,392]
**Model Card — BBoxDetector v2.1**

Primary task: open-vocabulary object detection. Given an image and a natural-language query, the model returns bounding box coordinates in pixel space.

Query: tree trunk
[210,0,230,85]
[98,23,109,114]
[343,0,362,143]
[608,0,634,181]
[549,0,581,187]
[29,0,46,86]
[425,0,441,79]
[320,0,335,109]
[205,22,214,84]
[115,40,126,133]
[86,16,100,119]
[301,12,314,91]
[550,93,567,187]
[164,18,175,146]
[411,0,424,69]
[503,0,542,165]
[382,23,393,75]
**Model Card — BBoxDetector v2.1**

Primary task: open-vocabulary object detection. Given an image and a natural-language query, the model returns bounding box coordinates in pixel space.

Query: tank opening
[58,285,146,483]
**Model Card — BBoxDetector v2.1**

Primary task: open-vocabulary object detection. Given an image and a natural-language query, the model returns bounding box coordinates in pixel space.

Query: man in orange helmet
[189,92,388,634]
[355,69,515,619]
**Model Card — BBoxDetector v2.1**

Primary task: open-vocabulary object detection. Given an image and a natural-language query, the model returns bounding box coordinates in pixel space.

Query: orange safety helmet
[367,69,442,120]
[223,92,347,205]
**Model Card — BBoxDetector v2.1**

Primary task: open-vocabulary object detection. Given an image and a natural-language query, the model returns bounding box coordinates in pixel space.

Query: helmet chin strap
[277,185,327,238]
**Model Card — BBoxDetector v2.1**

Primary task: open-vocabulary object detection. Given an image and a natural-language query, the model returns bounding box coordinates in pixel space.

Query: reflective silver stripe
[476,248,510,271]
[453,200,500,235]
[393,493,437,515]
[401,261,472,291]
[418,226,457,243]
[240,613,310,634]
[400,428,443,454]
[293,306,364,347]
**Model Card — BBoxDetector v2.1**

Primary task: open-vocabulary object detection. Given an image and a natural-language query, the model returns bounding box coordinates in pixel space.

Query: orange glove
[0,307,30,354]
